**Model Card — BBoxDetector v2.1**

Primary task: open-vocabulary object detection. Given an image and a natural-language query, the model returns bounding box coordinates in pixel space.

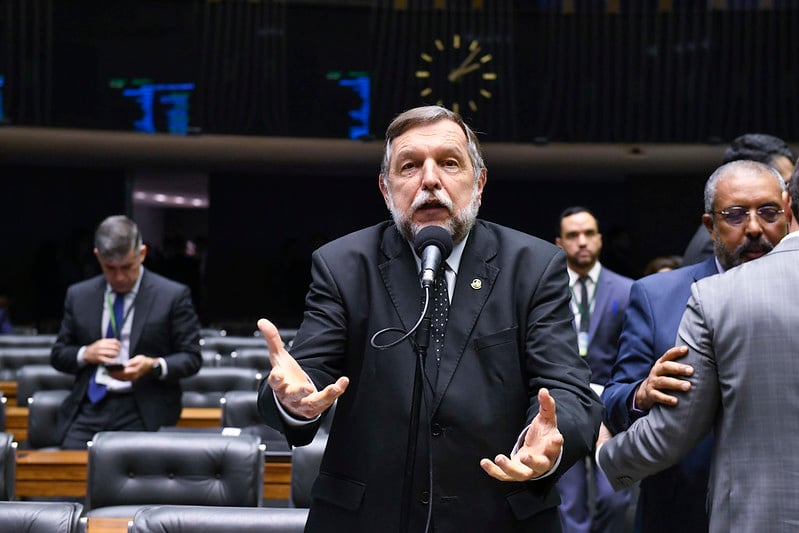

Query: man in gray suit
[597,166,798,532]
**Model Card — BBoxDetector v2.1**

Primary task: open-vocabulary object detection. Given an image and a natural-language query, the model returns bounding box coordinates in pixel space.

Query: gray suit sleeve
[598,282,720,490]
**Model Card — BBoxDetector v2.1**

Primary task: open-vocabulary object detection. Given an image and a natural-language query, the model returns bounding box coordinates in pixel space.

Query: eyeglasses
[712,205,784,226]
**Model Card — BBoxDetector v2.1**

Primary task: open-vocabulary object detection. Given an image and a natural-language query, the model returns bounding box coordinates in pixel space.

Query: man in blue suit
[555,207,634,533]
[602,160,789,532]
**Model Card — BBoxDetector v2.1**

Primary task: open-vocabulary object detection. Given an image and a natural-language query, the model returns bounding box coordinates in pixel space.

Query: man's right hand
[634,345,693,411]
[83,338,122,365]
[258,318,349,420]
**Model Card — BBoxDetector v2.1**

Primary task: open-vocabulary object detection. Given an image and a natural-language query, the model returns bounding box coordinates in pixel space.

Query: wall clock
[414,33,498,115]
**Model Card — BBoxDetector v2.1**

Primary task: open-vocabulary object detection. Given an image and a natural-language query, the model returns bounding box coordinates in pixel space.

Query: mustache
[736,237,774,257]
[410,189,453,213]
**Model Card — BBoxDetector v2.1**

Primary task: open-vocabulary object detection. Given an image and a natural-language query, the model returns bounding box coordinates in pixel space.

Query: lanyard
[567,270,601,319]
[106,291,136,340]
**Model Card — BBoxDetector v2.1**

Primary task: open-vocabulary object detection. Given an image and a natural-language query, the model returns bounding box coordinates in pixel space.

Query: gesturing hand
[480,388,563,482]
[258,318,349,420]
[634,345,693,411]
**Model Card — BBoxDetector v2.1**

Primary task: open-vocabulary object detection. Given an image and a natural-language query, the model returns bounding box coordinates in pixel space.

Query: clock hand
[457,63,481,77]
[448,45,482,82]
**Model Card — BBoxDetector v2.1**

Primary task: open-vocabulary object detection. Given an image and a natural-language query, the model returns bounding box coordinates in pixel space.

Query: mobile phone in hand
[104,363,125,372]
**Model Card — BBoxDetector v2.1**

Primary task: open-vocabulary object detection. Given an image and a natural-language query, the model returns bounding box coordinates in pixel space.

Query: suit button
[420,491,430,505]
[431,423,442,437]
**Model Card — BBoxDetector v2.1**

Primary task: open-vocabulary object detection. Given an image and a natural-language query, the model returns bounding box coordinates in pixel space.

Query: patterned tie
[88,292,124,403]
[426,265,449,385]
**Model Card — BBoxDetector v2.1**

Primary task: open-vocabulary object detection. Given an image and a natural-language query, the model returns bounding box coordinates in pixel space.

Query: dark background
[0,0,793,332]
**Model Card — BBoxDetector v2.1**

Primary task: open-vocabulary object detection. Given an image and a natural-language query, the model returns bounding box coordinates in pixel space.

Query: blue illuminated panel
[0,75,5,122]
[327,71,370,140]
[110,78,195,134]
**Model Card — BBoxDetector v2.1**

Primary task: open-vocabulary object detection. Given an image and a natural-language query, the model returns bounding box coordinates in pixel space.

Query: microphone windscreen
[413,225,454,258]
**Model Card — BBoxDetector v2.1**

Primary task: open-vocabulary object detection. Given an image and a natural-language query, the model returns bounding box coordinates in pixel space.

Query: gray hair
[703,160,786,214]
[94,215,143,261]
[379,105,485,187]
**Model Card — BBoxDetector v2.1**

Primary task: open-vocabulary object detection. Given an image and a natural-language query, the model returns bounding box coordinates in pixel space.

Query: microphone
[413,226,454,289]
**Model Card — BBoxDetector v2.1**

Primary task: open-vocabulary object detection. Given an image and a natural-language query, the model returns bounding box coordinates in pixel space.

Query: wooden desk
[16,449,87,497]
[4,406,222,444]
[0,380,17,404]
[176,407,222,428]
[6,405,27,443]
[15,449,292,501]
[86,517,131,533]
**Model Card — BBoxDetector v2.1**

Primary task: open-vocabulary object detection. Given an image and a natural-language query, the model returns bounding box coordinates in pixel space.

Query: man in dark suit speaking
[51,215,202,449]
[257,106,603,532]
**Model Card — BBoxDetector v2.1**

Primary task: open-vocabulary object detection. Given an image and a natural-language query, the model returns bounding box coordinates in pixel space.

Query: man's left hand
[107,355,154,382]
[480,388,563,482]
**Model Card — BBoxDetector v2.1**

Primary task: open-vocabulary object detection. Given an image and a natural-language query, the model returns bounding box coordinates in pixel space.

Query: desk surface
[86,517,131,533]
[16,448,292,500]
[4,406,222,444]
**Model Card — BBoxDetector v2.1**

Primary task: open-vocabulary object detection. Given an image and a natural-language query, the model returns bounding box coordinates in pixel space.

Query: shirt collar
[567,262,602,286]
[410,230,469,275]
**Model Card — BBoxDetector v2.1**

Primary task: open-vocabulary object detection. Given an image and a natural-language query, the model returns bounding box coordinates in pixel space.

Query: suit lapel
[695,257,719,282]
[378,226,425,335]
[433,223,498,413]
[588,271,611,341]
[129,269,155,354]
[89,277,108,338]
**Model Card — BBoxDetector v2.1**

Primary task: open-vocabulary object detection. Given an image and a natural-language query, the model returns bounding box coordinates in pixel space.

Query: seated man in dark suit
[51,215,202,449]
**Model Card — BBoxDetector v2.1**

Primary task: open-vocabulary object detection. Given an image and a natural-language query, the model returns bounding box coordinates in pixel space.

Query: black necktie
[427,265,449,385]
[578,276,591,332]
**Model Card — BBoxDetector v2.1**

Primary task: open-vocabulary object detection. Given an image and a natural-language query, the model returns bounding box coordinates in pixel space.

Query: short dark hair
[557,206,598,236]
[723,133,796,165]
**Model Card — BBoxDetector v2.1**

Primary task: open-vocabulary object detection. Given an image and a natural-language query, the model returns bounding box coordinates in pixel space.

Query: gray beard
[388,188,480,244]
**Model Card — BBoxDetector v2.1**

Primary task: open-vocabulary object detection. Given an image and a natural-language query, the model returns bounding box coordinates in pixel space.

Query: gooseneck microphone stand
[371,225,451,533]
[399,285,433,533]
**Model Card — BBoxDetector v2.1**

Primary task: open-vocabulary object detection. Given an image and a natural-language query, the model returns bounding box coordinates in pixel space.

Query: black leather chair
[181,367,263,407]
[85,431,265,518]
[199,335,270,356]
[0,501,83,532]
[220,390,290,453]
[0,394,5,431]
[0,432,16,500]
[0,334,57,348]
[15,364,73,406]
[201,332,295,365]
[0,347,52,380]
[227,347,271,369]
[129,505,309,533]
[27,389,71,449]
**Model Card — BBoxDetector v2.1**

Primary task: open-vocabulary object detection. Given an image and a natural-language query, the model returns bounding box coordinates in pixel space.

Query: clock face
[414,34,498,115]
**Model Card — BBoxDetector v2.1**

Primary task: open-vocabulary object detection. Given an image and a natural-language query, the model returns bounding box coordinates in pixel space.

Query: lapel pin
[470,279,482,290]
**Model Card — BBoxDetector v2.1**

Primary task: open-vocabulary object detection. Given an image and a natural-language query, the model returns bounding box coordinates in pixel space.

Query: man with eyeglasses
[601,160,788,532]
[597,162,799,532]
[682,133,795,265]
